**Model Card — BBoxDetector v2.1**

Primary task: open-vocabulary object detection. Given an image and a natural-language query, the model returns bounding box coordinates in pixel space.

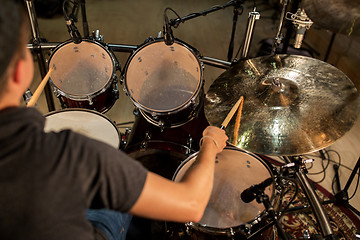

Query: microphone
[286,8,313,49]
[163,13,174,45]
[241,178,273,203]
[66,19,82,44]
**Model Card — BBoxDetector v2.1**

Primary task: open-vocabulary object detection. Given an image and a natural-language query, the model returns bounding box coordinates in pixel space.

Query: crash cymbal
[303,0,360,36]
[205,54,360,156]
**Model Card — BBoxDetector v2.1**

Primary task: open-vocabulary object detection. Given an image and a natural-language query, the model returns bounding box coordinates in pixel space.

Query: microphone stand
[167,0,245,62]
[80,0,89,38]
[322,157,360,218]
[271,0,289,55]
[227,1,243,62]
[256,191,289,240]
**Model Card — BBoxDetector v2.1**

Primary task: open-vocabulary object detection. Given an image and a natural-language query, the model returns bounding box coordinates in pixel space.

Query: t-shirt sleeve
[51,130,148,212]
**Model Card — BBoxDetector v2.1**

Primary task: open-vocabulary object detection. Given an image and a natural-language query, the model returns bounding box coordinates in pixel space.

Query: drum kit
[25,0,360,239]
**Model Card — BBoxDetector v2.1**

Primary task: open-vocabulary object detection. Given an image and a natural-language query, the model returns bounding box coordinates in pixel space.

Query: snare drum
[44,109,120,149]
[48,40,119,113]
[172,146,275,239]
[124,39,204,128]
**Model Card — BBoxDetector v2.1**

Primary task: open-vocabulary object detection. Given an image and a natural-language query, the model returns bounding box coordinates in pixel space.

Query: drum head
[44,109,120,148]
[49,40,113,96]
[125,40,202,112]
[173,147,273,229]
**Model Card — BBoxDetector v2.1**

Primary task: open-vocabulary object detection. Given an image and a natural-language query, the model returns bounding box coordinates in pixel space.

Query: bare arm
[129,126,227,223]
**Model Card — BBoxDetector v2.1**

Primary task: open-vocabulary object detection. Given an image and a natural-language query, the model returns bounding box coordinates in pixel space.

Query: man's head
[0,0,32,102]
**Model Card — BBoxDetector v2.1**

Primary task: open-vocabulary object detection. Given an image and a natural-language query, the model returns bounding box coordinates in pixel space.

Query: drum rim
[123,38,204,115]
[173,145,276,233]
[126,139,195,156]
[44,108,120,148]
[48,39,116,99]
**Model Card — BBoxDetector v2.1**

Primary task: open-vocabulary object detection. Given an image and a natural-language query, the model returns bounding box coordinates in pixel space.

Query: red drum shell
[124,39,204,128]
[48,40,118,113]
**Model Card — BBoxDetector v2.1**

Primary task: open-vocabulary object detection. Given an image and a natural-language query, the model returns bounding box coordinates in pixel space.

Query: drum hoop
[173,145,275,232]
[124,38,204,114]
[44,108,120,148]
[139,109,198,128]
[48,39,116,99]
[126,140,194,156]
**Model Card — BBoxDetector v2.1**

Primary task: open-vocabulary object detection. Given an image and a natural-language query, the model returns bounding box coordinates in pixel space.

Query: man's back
[0,107,147,240]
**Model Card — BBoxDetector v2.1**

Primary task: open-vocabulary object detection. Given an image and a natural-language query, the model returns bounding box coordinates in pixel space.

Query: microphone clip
[286,8,313,48]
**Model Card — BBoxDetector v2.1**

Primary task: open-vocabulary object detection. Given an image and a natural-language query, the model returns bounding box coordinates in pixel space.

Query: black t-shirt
[0,107,148,240]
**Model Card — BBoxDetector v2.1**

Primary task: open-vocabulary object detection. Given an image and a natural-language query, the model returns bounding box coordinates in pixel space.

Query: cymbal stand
[239,9,260,60]
[283,156,336,240]
[271,0,289,55]
[322,157,360,217]
[24,0,55,111]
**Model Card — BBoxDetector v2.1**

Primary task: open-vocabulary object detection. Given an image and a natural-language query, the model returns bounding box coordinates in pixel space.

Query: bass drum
[44,109,120,149]
[172,146,276,240]
[123,38,204,128]
[48,39,119,113]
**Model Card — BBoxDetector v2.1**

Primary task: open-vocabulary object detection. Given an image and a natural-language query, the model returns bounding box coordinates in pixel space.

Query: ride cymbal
[205,54,360,156]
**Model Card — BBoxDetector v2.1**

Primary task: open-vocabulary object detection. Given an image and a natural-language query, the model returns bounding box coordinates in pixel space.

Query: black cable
[327,159,359,174]
[277,176,299,218]
[168,0,238,28]
[349,169,360,200]
[62,0,75,21]
[164,8,182,22]
[302,150,331,183]
[304,150,330,175]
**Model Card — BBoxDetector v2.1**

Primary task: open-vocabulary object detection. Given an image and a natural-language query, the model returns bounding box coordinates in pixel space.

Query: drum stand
[283,156,337,240]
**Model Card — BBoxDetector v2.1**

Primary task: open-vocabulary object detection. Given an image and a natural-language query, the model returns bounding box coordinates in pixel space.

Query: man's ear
[13,58,24,85]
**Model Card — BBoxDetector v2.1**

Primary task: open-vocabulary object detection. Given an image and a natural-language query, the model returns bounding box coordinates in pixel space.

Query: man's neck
[0,98,20,111]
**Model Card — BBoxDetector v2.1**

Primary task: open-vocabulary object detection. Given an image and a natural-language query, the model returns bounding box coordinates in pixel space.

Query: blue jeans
[86,209,132,240]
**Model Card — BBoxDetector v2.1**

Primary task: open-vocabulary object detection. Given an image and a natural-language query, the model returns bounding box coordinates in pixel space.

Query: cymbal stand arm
[200,56,231,69]
[271,0,289,55]
[283,156,336,240]
[24,0,55,111]
[240,9,260,60]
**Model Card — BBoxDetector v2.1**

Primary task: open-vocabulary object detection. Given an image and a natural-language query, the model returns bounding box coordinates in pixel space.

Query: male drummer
[0,1,228,240]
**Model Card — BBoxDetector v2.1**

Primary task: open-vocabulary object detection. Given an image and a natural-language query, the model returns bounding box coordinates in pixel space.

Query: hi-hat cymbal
[205,54,360,156]
[303,0,360,36]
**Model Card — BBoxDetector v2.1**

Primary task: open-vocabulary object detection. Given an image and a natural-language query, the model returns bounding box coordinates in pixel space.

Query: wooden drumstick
[27,67,53,107]
[232,96,244,145]
[220,95,243,129]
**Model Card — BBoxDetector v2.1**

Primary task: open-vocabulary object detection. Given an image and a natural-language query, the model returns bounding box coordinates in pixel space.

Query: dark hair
[0,0,29,97]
